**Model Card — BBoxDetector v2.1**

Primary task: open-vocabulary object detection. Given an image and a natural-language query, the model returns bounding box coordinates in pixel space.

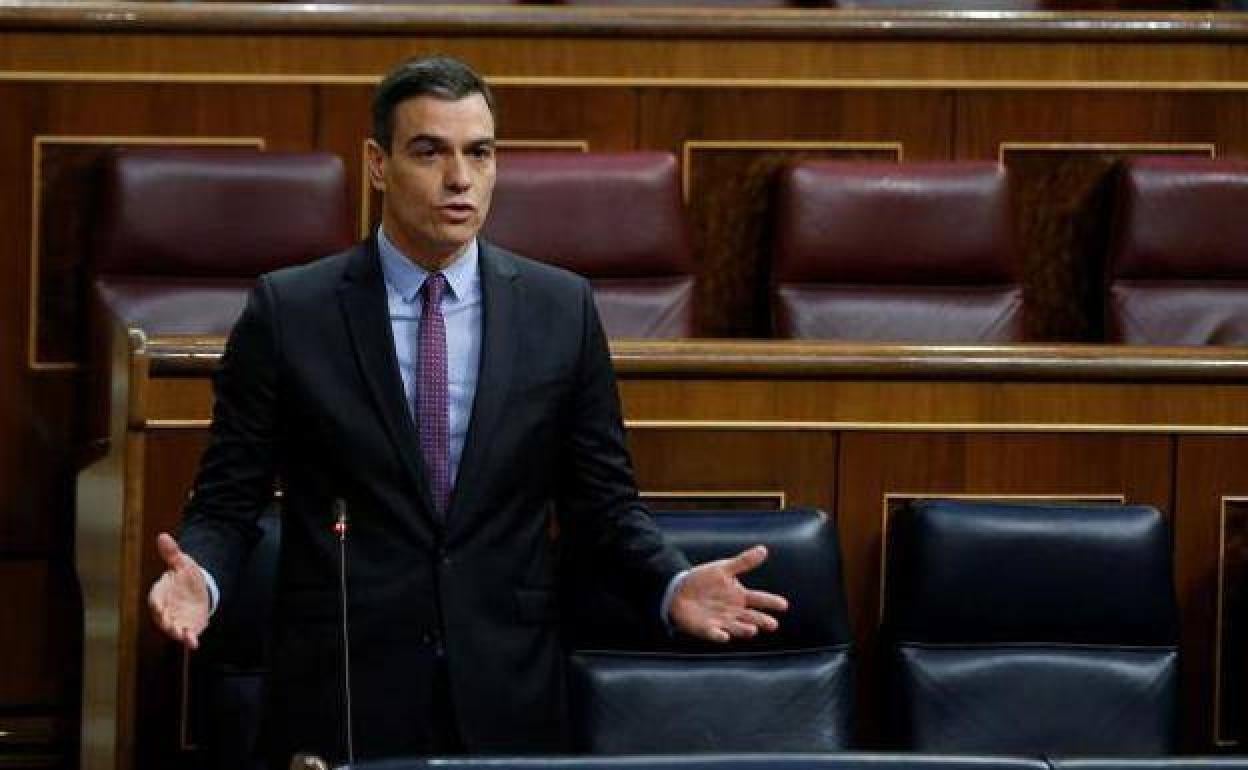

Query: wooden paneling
[8,6,1248,763]
[133,432,209,770]
[628,428,837,512]
[838,432,1173,745]
[1175,437,1248,749]
[0,561,77,706]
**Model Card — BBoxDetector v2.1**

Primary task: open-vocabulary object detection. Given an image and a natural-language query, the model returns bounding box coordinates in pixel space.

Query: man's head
[367,56,497,269]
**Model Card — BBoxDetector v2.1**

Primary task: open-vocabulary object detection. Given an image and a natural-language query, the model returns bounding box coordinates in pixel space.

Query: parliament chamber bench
[76,322,1248,769]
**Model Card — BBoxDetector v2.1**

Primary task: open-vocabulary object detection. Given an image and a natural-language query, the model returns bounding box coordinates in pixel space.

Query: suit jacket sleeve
[557,279,690,619]
[177,277,282,606]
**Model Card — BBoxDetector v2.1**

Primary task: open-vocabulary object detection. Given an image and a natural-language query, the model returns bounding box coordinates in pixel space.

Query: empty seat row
[92,148,1248,344]
[195,500,1179,768]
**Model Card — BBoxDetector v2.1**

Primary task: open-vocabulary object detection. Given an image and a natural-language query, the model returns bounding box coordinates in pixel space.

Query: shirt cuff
[659,569,691,633]
[199,566,220,616]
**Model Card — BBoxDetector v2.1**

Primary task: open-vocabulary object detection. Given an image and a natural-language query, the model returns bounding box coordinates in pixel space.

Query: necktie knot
[422,272,447,309]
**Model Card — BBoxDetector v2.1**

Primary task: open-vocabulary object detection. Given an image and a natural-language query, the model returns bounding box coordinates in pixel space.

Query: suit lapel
[448,241,519,523]
[337,240,440,528]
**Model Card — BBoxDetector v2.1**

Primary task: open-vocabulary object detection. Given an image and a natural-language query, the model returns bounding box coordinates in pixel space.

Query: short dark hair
[372,55,497,153]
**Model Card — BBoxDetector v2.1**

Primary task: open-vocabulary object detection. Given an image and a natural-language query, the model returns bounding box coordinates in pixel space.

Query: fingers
[738,607,779,632]
[723,545,768,577]
[698,608,781,643]
[745,588,789,613]
[147,571,205,651]
[156,532,185,570]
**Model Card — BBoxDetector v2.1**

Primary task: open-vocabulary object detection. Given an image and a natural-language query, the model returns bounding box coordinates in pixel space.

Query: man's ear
[365,138,387,193]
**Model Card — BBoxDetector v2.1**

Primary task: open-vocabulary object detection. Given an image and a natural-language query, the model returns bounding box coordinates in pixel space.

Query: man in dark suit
[148,55,787,767]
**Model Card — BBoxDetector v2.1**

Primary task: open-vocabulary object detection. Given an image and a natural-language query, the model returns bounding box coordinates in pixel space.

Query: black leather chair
[565,508,855,753]
[881,499,1180,755]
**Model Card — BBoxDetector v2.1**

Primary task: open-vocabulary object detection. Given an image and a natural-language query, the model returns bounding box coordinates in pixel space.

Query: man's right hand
[147,533,210,650]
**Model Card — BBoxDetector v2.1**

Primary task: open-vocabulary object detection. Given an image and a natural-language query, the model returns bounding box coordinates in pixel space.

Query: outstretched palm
[669,545,789,643]
[147,533,211,650]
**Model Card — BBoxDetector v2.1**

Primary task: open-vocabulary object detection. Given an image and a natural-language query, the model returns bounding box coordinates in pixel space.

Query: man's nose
[444,154,471,191]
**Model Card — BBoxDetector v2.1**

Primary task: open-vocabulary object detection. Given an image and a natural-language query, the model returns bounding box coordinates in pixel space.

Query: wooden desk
[77,309,1248,769]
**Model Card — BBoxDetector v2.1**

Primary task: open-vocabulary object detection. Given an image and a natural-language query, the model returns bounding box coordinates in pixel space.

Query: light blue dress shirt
[377,226,482,484]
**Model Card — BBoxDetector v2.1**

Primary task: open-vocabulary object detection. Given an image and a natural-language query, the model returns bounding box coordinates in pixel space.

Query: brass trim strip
[877,492,1128,621]
[680,139,904,203]
[998,140,1217,163]
[145,418,1248,433]
[4,4,1248,39]
[641,489,787,508]
[627,420,1248,434]
[1214,495,1248,747]
[359,137,591,238]
[7,73,1248,91]
[28,135,265,372]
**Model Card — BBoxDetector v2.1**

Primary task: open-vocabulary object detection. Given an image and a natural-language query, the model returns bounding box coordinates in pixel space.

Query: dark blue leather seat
[565,508,855,753]
[881,500,1179,755]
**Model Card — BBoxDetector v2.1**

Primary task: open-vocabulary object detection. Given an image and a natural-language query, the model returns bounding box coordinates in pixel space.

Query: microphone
[332,498,355,766]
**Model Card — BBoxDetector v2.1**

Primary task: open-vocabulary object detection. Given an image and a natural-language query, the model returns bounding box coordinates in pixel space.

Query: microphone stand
[334,499,355,767]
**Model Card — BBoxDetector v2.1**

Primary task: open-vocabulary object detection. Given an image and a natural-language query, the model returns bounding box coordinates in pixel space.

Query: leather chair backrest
[771,161,1022,342]
[1107,157,1248,344]
[883,499,1179,755]
[94,147,352,335]
[483,151,695,338]
[567,509,855,753]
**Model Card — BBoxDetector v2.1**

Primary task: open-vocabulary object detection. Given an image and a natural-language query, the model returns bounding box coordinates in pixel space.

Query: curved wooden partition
[78,309,1248,769]
[3,2,1248,767]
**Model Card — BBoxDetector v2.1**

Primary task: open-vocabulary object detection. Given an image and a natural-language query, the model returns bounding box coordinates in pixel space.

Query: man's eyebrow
[408,134,444,145]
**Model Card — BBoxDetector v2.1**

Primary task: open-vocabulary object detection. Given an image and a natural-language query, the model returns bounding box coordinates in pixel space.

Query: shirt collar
[377,225,479,304]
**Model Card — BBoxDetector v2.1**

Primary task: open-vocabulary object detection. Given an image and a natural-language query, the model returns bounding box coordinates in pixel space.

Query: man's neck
[379,223,472,272]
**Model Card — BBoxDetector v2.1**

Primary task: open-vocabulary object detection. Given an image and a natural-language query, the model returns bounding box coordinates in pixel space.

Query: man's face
[367,93,496,268]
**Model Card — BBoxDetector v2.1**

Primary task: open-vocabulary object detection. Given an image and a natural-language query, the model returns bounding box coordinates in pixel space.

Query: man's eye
[471,147,494,160]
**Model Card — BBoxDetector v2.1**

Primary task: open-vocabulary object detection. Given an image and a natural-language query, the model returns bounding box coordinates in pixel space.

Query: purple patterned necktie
[418,272,450,517]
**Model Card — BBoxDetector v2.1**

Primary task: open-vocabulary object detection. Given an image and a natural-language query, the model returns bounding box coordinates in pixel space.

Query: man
[148,55,787,767]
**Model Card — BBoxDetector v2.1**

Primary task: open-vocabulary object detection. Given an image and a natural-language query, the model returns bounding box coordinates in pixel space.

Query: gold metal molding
[877,491,1128,619]
[8,73,1248,92]
[640,489,787,509]
[680,139,904,204]
[998,140,1217,164]
[1214,495,1248,747]
[628,420,1248,434]
[28,135,265,372]
[358,137,591,240]
[146,418,1248,433]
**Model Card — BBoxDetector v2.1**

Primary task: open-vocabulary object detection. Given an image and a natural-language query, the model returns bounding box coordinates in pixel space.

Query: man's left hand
[669,545,789,642]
